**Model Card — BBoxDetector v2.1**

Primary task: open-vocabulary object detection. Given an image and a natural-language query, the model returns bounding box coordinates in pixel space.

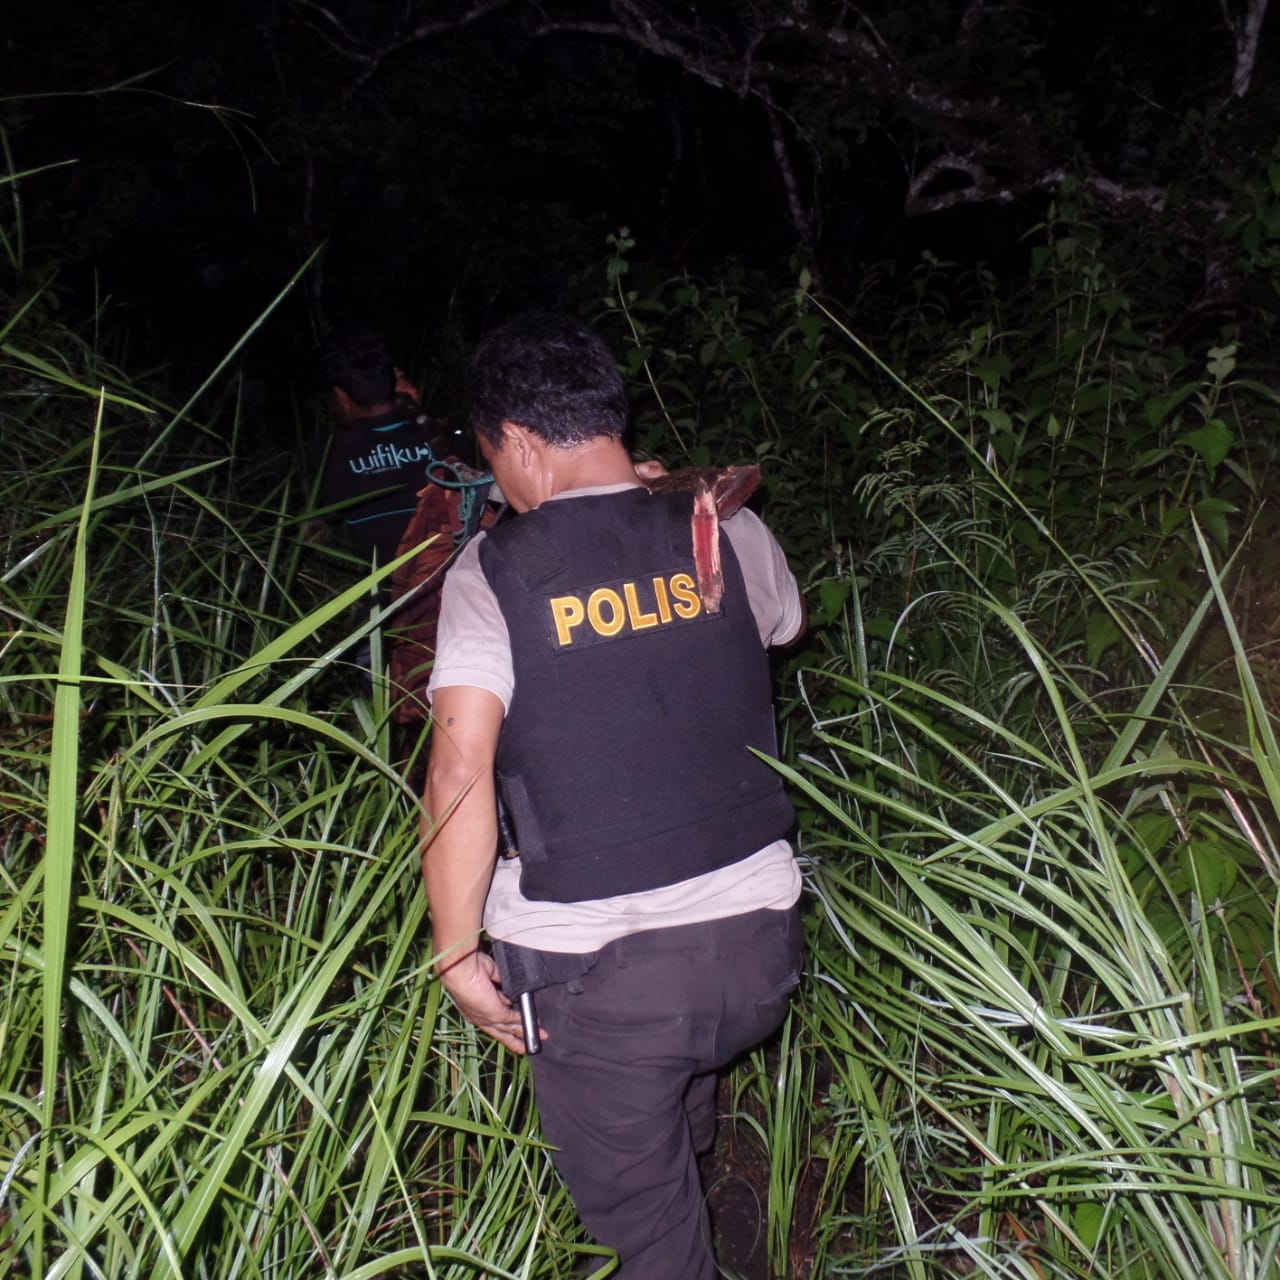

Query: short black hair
[316,328,395,408]
[467,312,628,448]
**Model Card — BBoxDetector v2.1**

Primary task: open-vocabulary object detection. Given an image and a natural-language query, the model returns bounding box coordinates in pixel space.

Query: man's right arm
[421,683,530,1054]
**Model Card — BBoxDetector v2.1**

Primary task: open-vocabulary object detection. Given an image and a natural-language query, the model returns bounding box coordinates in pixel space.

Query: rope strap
[423,451,495,546]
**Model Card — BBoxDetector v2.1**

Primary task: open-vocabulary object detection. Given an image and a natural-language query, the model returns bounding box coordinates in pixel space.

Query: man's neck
[341,402,396,424]
[545,437,639,497]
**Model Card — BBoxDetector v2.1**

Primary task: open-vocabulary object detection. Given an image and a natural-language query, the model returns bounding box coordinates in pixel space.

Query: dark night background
[4,0,1278,425]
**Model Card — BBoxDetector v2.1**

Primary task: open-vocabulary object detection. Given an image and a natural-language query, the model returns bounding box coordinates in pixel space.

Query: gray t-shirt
[428,482,803,951]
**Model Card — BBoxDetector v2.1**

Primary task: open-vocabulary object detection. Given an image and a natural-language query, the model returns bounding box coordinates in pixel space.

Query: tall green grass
[0,331,600,1277]
[788,561,1280,1277]
[5,205,1280,1279]
[598,235,1280,1276]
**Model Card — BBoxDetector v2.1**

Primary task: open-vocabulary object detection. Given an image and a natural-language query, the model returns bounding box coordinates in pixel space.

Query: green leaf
[1074,1201,1105,1248]
[1178,418,1233,471]
[815,578,852,625]
[1207,343,1238,381]
[796,313,824,343]
[1131,813,1177,858]
[1169,839,1235,903]
[1194,496,1237,549]
[1143,383,1197,427]
[1085,611,1121,667]
[1189,839,1237,902]
[1111,327,1147,348]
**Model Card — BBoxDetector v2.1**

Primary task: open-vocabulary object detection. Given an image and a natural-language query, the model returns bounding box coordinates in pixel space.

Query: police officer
[421,313,805,1278]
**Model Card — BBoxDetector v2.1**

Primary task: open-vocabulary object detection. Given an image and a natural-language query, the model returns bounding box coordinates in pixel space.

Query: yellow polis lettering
[669,573,702,619]
[652,575,673,624]
[587,587,626,636]
[623,581,659,630]
[551,573,706,647]
[550,595,585,646]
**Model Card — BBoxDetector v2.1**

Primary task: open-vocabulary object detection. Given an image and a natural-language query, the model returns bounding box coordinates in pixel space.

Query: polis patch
[546,570,717,651]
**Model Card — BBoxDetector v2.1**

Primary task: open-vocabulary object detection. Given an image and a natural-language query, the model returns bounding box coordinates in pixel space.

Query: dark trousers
[529,906,803,1278]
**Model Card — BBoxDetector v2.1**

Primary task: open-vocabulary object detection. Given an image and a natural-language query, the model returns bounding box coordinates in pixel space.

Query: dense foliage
[5,152,1280,1280]
[594,207,1280,1274]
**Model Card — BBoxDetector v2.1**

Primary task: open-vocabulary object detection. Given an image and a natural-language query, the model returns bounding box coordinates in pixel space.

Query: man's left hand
[633,458,668,483]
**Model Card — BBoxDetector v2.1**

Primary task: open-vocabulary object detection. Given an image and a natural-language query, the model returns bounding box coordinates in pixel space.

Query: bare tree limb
[350,0,524,91]
[298,0,1249,238]
[903,152,1049,215]
[760,89,817,245]
[286,0,379,64]
[1218,0,1271,97]
[396,0,521,50]
[528,14,748,97]
[904,154,1176,219]
[1084,176,1169,214]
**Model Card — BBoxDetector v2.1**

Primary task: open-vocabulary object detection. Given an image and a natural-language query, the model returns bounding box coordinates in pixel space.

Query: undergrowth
[4,190,1280,1278]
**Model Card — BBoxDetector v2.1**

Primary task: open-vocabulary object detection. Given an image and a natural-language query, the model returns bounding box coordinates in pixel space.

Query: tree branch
[300,0,1239,238]
[760,89,817,246]
[351,0,524,91]
[1219,0,1271,97]
[286,0,380,65]
[903,153,1047,215]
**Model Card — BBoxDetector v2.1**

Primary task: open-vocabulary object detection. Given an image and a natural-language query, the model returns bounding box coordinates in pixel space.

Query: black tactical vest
[478,487,794,903]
